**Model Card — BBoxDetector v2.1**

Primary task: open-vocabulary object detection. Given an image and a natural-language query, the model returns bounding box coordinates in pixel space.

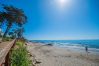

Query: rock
[46,43,53,46]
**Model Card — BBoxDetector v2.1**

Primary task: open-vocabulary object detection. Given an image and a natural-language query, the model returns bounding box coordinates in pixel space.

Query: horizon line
[28,39,99,40]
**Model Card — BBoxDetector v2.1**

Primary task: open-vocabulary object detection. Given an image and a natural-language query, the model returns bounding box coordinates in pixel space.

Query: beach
[27,42,99,66]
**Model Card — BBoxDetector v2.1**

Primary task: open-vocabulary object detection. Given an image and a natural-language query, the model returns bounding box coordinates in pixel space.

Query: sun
[59,0,66,4]
[57,0,72,8]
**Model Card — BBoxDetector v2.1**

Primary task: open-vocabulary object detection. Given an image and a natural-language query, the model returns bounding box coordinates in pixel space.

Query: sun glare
[59,0,66,4]
[56,0,72,9]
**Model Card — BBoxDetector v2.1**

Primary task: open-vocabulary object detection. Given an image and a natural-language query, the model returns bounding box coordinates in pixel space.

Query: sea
[31,40,99,52]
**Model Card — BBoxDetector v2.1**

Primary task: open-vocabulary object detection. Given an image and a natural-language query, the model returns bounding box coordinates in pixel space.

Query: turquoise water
[31,40,99,49]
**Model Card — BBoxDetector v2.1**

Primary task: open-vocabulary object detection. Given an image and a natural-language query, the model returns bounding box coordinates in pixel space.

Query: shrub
[11,42,30,66]
[3,37,10,41]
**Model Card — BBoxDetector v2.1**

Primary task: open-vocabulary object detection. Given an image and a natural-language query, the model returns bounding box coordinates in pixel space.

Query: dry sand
[26,42,99,66]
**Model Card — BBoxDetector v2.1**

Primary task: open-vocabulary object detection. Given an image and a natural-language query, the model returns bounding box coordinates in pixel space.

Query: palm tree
[1,5,27,39]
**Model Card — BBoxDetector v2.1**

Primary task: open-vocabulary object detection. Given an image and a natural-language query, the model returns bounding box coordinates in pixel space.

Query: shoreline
[30,42,99,54]
[27,42,99,66]
[56,45,99,54]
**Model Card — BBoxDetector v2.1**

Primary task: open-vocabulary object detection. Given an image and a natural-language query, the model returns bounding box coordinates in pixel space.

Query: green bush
[11,42,30,66]
[2,37,12,41]
[16,41,24,46]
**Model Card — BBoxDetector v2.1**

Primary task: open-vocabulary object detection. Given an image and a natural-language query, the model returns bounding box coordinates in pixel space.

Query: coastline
[27,42,99,66]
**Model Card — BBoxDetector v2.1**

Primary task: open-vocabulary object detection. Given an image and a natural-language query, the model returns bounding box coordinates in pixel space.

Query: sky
[0,0,99,40]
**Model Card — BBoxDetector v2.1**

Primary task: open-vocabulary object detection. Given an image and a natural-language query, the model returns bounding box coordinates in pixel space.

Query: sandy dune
[27,42,99,66]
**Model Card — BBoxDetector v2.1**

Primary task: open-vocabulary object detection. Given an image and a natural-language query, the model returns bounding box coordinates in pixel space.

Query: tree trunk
[2,25,11,39]
[0,27,2,36]
[0,27,2,42]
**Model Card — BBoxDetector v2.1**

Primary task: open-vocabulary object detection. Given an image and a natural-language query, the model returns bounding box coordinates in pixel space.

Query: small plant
[11,42,30,66]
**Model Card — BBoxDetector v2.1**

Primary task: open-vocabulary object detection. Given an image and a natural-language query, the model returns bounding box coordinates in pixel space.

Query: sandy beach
[27,42,99,66]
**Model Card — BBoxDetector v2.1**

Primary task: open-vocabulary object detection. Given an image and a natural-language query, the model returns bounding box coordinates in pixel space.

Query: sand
[26,42,99,66]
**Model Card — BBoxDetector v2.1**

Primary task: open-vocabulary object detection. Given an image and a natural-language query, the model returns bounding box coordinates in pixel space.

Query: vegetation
[0,4,27,40]
[0,4,30,66]
[2,37,12,41]
[11,42,30,66]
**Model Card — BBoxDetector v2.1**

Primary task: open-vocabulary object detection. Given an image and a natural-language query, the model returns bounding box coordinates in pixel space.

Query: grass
[11,41,31,66]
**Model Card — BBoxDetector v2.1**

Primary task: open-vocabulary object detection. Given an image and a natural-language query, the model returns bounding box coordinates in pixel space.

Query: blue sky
[0,0,99,40]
